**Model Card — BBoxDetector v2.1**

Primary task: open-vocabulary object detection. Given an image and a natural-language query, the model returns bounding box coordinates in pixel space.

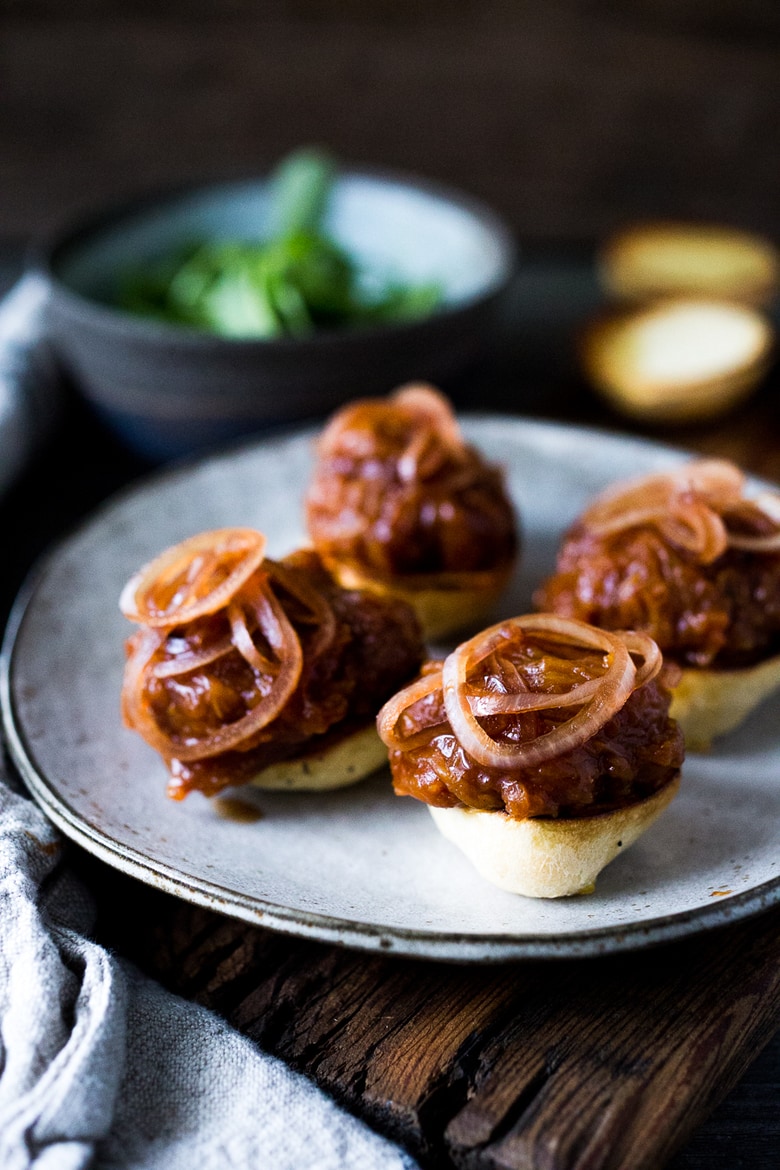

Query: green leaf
[199,267,284,338]
[115,149,445,337]
[362,281,443,322]
[266,269,314,336]
[268,147,336,237]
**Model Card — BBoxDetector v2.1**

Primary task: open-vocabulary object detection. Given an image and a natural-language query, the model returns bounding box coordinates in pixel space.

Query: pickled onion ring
[465,676,604,716]
[683,459,746,502]
[392,383,464,446]
[619,630,663,688]
[376,667,446,751]
[121,627,167,733]
[171,577,303,761]
[463,628,660,716]
[659,504,728,564]
[378,617,662,773]
[392,383,464,481]
[228,592,277,675]
[316,383,465,484]
[726,492,780,552]
[119,529,267,627]
[266,560,337,660]
[580,459,780,563]
[152,635,234,679]
[122,571,304,762]
[442,617,636,770]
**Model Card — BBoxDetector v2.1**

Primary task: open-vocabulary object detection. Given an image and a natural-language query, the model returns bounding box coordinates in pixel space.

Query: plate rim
[3,414,780,962]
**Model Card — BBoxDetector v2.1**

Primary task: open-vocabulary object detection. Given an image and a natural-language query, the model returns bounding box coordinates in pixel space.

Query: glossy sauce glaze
[385,624,684,820]
[124,549,423,799]
[306,385,517,579]
[537,505,780,668]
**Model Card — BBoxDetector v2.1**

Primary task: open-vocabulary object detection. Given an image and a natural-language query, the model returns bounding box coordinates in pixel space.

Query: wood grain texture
[1,231,779,1168]
[95,873,780,1170]
[82,382,780,1170]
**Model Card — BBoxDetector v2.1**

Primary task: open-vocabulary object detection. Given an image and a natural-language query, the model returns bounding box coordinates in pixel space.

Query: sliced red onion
[466,676,604,716]
[266,560,337,659]
[442,616,636,771]
[120,529,267,628]
[122,567,304,763]
[391,383,464,451]
[152,636,233,679]
[377,668,446,751]
[579,459,780,563]
[727,491,780,551]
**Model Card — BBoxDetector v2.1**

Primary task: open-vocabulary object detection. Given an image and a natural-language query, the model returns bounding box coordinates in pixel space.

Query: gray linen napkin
[0,277,420,1170]
[0,273,59,495]
[0,764,420,1170]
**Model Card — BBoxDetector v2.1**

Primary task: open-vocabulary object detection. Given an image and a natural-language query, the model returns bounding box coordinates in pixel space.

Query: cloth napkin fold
[0,277,419,1170]
[0,273,59,497]
[0,765,419,1170]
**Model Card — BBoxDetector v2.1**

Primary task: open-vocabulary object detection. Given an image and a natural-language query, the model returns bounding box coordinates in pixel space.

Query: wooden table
[1,248,778,1169]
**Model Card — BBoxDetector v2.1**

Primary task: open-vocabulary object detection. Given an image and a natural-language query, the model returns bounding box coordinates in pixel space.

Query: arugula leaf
[116,149,443,337]
[268,148,336,237]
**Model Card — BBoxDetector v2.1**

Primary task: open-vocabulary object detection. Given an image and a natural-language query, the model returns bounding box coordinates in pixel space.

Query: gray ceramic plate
[3,418,780,961]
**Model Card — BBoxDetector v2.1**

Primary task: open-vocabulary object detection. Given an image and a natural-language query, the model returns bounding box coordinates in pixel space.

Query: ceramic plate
[3,418,780,961]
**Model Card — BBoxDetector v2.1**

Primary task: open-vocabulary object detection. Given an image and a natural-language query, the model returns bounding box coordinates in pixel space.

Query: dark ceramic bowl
[41,170,516,460]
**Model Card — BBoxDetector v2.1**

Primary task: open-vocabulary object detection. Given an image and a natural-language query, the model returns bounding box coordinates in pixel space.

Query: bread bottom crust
[670,651,780,752]
[248,722,388,791]
[327,559,514,641]
[429,775,681,898]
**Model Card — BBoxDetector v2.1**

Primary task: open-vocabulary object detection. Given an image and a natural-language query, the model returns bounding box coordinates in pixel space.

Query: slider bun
[429,776,680,898]
[248,722,387,791]
[326,559,514,641]
[670,651,780,752]
[580,298,773,424]
[599,222,779,306]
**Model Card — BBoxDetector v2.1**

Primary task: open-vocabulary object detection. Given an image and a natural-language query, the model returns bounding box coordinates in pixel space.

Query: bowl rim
[34,164,517,351]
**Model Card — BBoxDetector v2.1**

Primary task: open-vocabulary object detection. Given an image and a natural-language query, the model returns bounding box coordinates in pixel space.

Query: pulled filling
[121,535,423,799]
[305,383,517,579]
[536,459,780,669]
[378,616,683,820]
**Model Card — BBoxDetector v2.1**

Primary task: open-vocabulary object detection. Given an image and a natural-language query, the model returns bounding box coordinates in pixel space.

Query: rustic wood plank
[91,865,780,1170]
[2,227,779,1168]
[444,919,780,1169]
[667,1036,780,1170]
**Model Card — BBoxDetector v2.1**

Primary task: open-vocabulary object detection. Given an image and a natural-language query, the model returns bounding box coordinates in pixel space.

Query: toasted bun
[428,776,680,898]
[580,298,773,424]
[669,651,780,752]
[326,559,514,641]
[599,222,780,306]
[248,722,387,791]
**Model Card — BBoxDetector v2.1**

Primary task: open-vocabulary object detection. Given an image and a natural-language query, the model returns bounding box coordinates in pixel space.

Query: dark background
[1,0,779,245]
[1,3,778,1168]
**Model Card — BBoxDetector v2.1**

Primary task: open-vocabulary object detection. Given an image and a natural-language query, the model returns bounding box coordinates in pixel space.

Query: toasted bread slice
[599,222,779,306]
[670,651,780,752]
[581,298,773,424]
[248,721,387,791]
[429,776,680,898]
[326,559,515,641]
